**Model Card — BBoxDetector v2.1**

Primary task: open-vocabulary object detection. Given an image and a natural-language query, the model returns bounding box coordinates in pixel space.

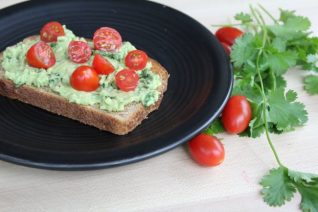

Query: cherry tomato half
[221,42,231,55]
[26,41,56,69]
[188,133,225,167]
[93,27,122,52]
[115,69,139,92]
[70,66,100,92]
[68,41,92,63]
[125,50,148,70]
[92,54,115,75]
[221,95,252,134]
[215,26,243,46]
[40,21,65,42]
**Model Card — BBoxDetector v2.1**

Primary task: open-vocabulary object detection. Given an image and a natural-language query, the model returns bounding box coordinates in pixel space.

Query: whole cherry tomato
[188,133,225,167]
[221,96,252,134]
[215,26,243,46]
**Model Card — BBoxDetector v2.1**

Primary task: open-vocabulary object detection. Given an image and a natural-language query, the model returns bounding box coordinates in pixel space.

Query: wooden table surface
[1,0,318,211]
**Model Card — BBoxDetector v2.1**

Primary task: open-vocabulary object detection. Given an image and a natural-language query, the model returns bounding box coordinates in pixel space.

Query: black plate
[0,0,232,170]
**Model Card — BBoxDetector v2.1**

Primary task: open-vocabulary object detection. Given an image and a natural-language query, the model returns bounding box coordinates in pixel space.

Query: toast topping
[1,25,162,112]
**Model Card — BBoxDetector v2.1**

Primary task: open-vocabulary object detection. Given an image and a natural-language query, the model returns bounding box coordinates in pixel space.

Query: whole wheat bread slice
[0,36,169,135]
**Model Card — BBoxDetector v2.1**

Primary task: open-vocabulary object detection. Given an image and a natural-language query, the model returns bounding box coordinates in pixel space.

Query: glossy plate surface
[0,0,232,170]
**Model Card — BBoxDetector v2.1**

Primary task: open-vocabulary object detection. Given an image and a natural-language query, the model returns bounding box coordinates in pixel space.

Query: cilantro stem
[250,6,262,27]
[258,4,278,24]
[250,6,284,167]
[249,6,264,35]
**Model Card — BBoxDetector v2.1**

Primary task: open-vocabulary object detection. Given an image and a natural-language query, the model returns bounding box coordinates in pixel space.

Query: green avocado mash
[1,26,162,112]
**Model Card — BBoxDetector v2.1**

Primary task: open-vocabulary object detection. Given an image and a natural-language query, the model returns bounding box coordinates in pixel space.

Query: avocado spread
[1,26,162,112]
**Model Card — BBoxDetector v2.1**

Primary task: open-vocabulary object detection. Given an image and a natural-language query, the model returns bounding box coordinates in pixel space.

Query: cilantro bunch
[208,5,318,211]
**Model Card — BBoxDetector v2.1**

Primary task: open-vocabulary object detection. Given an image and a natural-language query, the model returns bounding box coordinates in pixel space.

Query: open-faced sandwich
[0,21,169,135]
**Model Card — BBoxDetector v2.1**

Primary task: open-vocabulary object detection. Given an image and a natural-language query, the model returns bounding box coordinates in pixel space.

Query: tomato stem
[250,5,284,167]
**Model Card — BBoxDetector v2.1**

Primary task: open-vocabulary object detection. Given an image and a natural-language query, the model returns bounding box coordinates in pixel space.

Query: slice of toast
[0,36,169,135]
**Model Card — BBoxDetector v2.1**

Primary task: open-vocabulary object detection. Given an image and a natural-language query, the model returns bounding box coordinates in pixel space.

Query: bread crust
[0,37,169,135]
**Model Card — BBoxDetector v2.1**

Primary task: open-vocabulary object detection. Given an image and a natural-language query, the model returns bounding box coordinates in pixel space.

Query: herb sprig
[208,5,318,211]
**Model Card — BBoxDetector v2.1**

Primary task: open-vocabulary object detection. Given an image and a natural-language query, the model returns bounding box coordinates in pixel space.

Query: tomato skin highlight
[92,54,115,75]
[26,41,56,69]
[70,66,100,92]
[188,134,225,167]
[40,21,65,42]
[221,42,231,55]
[93,27,122,52]
[221,96,252,134]
[215,26,243,46]
[68,41,92,63]
[115,69,139,92]
[125,50,148,70]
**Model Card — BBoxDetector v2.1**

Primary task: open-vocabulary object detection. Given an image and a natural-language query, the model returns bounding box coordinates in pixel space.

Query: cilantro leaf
[279,9,296,23]
[268,15,310,42]
[266,51,297,75]
[268,88,308,132]
[286,90,297,102]
[286,16,311,31]
[231,33,258,68]
[235,12,253,24]
[276,75,287,89]
[275,9,311,37]
[243,103,266,138]
[298,184,318,212]
[204,118,225,134]
[304,75,318,95]
[272,37,286,52]
[305,38,318,57]
[288,170,318,184]
[232,79,261,100]
[261,168,318,210]
[288,170,318,212]
[291,37,318,70]
[260,167,296,206]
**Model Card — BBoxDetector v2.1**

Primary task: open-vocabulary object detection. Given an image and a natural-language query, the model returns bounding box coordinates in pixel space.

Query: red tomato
[68,41,92,63]
[70,66,100,92]
[188,133,225,167]
[93,27,122,52]
[125,50,148,70]
[40,21,65,42]
[221,42,231,55]
[92,54,115,75]
[221,96,252,134]
[26,41,56,69]
[215,27,243,46]
[115,69,139,92]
